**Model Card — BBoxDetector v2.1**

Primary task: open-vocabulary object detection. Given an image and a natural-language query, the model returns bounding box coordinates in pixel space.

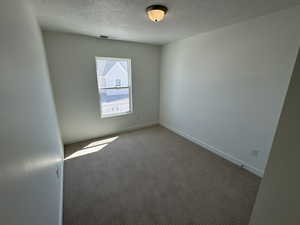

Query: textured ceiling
[30,0,300,45]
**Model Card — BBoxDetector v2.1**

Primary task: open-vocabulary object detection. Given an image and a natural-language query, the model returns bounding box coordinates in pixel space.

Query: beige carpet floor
[63,125,260,225]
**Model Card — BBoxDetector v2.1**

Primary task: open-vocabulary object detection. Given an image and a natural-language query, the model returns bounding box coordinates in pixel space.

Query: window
[115,79,121,87]
[95,57,133,118]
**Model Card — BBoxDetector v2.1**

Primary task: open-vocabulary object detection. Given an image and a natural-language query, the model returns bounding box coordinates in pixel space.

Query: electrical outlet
[56,165,60,179]
[251,150,260,158]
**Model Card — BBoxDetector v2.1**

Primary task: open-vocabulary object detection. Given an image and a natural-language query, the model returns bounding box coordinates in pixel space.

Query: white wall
[250,49,300,225]
[160,6,300,176]
[0,1,63,225]
[43,31,161,144]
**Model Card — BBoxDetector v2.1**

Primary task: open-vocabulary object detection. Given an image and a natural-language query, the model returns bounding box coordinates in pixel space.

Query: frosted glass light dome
[146,5,168,22]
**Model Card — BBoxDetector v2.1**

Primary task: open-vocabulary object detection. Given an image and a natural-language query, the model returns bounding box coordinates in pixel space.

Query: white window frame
[95,56,133,118]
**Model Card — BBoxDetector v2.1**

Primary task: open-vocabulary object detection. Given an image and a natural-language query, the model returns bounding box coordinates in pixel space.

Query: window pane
[100,88,130,117]
[96,57,132,118]
[96,59,129,88]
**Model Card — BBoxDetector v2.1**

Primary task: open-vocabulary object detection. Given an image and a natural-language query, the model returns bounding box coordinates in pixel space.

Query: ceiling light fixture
[146,5,168,23]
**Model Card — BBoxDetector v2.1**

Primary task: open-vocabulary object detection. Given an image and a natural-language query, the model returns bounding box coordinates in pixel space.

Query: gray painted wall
[0,1,63,225]
[43,32,161,144]
[250,49,300,225]
[160,6,300,176]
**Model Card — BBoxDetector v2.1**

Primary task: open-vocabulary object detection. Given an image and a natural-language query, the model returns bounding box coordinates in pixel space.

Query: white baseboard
[64,121,159,145]
[117,121,159,134]
[160,122,264,177]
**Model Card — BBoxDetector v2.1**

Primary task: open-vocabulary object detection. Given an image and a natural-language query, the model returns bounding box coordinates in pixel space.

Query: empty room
[1,0,300,225]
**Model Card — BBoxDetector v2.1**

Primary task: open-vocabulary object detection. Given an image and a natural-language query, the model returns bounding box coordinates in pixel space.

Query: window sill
[101,111,133,119]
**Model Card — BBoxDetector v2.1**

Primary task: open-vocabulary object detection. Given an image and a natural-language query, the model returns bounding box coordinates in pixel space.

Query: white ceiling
[30,0,300,45]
